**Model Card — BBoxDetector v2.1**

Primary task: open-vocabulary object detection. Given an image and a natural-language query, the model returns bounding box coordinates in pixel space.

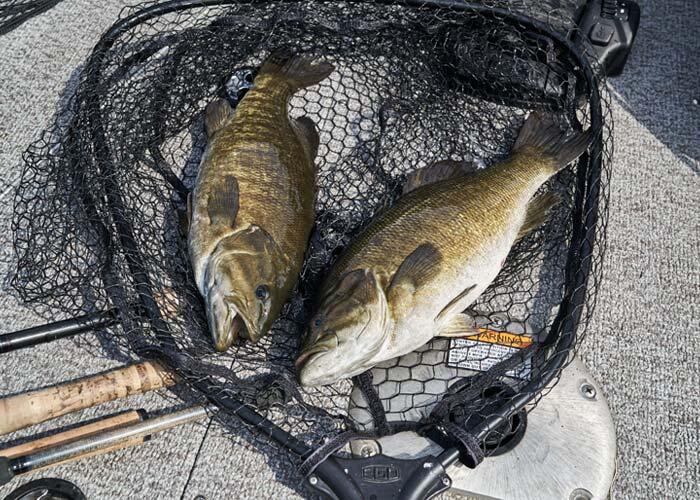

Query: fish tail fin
[258,50,335,90]
[513,111,593,173]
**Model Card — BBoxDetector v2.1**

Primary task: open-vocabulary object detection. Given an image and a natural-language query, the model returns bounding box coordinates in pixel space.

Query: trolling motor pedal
[577,0,641,76]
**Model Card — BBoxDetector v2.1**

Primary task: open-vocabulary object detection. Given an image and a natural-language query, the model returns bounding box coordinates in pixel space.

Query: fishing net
[0,0,63,36]
[10,0,612,491]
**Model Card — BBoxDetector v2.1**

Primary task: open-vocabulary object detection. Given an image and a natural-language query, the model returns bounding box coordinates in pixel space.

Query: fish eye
[313,317,323,328]
[255,284,269,300]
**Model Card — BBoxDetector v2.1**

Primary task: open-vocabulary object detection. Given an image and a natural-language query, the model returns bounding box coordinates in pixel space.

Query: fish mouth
[212,312,244,352]
[216,314,262,349]
[208,293,249,352]
[242,321,264,343]
[226,294,268,343]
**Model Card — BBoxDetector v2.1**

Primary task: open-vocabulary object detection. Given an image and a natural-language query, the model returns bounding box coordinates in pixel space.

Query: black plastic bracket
[308,448,459,500]
[577,0,641,76]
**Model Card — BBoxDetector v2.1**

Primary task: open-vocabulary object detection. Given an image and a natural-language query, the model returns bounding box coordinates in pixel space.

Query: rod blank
[0,310,117,354]
[12,405,209,475]
[0,410,147,473]
[0,410,145,459]
[0,406,210,486]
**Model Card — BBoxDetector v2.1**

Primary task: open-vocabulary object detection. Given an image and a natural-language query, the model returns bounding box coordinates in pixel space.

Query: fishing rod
[0,360,176,436]
[0,405,211,486]
[0,309,117,354]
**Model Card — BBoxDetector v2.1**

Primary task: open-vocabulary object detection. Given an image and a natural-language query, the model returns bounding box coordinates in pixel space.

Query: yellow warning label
[448,329,534,378]
[473,328,533,348]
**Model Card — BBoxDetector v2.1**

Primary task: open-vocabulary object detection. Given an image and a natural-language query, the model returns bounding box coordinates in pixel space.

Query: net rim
[43,0,607,464]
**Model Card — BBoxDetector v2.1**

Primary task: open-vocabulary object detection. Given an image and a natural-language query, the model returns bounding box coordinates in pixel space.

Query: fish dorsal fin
[403,159,477,194]
[515,192,560,242]
[436,313,480,338]
[387,244,441,310]
[293,116,320,159]
[435,284,477,323]
[206,175,239,227]
[205,98,234,138]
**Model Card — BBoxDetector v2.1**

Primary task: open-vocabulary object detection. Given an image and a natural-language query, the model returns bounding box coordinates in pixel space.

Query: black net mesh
[0,0,63,36]
[10,0,611,480]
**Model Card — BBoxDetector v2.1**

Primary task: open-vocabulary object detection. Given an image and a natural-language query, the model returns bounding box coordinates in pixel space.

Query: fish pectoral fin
[403,159,477,194]
[387,243,442,303]
[293,116,320,159]
[435,284,478,322]
[206,175,239,226]
[204,98,234,138]
[515,192,560,242]
[436,313,480,338]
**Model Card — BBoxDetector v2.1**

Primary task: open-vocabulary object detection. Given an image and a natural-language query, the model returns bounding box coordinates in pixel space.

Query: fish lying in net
[296,111,591,386]
[188,52,334,351]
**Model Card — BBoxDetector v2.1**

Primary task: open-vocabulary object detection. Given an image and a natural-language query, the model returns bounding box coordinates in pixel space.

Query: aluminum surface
[375,356,616,500]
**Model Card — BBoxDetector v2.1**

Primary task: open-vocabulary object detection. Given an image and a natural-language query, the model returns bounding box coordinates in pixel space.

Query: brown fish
[297,112,591,385]
[189,52,334,351]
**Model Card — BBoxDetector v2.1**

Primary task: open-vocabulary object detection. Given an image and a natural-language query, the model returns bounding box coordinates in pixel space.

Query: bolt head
[570,488,593,500]
[442,476,451,486]
[309,476,318,486]
[360,445,374,457]
[580,382,597,400]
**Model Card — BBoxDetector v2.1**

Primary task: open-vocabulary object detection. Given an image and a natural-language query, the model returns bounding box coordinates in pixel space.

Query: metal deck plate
[374,356,617,500]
